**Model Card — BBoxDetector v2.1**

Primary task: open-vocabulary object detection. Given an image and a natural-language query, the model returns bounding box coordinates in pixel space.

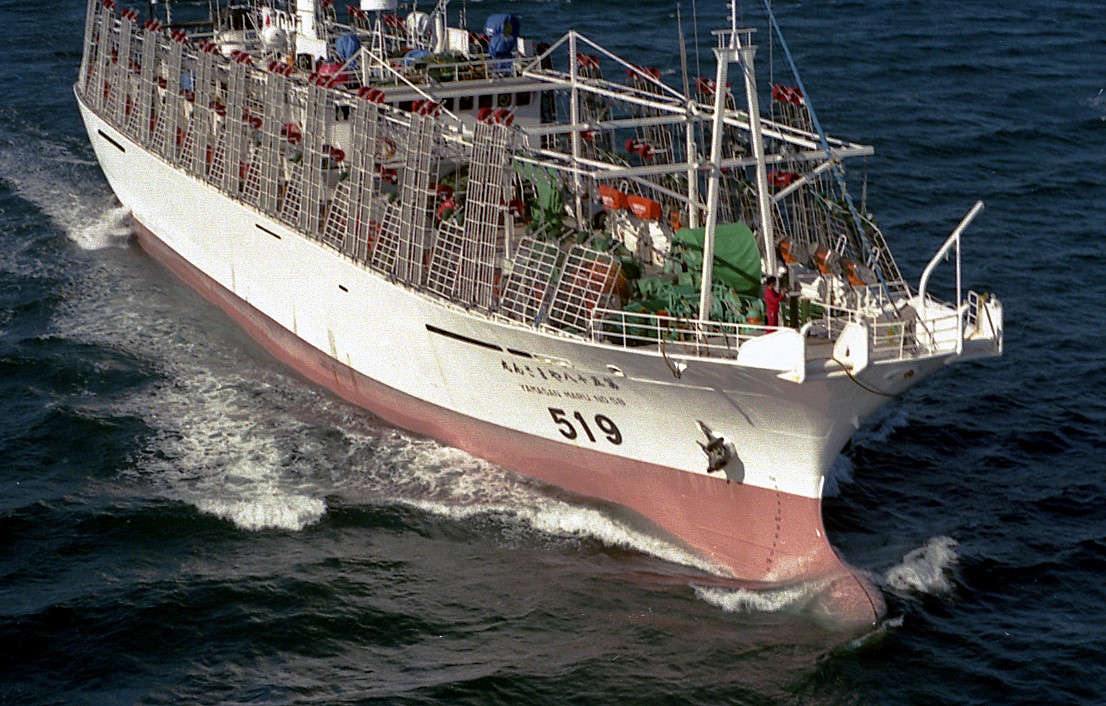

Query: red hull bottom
[132,219,884,628]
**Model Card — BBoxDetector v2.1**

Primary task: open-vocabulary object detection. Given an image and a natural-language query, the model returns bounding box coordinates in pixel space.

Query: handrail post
[918,201,984,306]
[917,201,984,354]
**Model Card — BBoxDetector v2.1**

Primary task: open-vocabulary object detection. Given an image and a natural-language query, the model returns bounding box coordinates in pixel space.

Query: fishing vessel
[75,0,1003,627]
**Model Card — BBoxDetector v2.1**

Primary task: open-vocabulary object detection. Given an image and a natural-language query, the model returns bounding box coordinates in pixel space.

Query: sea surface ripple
[1,1,1104,704]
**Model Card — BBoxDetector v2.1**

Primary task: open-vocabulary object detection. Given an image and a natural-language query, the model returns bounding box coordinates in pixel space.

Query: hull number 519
[548,408,622,445]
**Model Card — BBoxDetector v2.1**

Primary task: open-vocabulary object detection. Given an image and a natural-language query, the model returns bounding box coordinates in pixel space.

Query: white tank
[360,0,398,10]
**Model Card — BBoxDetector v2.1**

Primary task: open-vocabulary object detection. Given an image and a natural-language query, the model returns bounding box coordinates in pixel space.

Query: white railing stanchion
[917,201,984,355]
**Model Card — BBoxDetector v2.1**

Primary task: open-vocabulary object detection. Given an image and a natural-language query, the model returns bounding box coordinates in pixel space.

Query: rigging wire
[760,0,893,297]
[767,0,774,119]
[691,0,701,83]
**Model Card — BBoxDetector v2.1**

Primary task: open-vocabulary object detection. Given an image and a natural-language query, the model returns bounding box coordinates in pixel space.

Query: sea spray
[883,536,959,595]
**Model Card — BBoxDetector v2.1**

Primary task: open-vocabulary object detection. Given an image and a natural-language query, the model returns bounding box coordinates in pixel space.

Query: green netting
[513,160,563,235]
[671,222,762,297]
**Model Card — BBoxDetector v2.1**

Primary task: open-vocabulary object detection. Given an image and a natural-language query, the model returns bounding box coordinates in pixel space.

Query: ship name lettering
[520,383,562,398]
[500,360,619,390]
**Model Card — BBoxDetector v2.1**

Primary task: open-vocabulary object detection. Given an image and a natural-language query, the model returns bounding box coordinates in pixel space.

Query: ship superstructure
[76,0,1003,627]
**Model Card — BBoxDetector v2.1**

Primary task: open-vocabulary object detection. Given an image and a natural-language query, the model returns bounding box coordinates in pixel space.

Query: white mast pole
[568,31,584,229]
[678,6,700,230]
[736,32,777,279]
[697,30,736,323]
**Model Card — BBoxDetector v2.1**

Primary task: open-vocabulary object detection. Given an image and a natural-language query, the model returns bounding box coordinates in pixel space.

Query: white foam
[58,270,707,551]
[391,443,724,574]
[693,583,815,614]
[16,138,763,566]
[125,367,334,531]
[61,287,722,558]
[0,139,132,252]
[883,536,959,595]
[69,204,133,251]
[55,266,336,533]
[855,405,909,446]
[1,135,330,533]
[195,492,327,532]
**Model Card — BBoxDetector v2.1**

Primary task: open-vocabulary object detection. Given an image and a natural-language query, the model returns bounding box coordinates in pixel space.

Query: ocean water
[2,0,1105,703]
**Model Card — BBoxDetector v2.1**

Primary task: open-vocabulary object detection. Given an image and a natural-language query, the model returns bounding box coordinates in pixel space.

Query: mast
[678,6,700,230]
[697,13,777,324]
[736,32,777,279]
[568,31,585,229]
[696,30,736,324]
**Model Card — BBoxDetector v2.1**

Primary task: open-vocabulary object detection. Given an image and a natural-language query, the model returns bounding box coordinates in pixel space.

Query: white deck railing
[588,308,769,359]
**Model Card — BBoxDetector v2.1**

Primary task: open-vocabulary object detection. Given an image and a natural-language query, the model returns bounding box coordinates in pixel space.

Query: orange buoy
[598,185,627,210]
[627,195,662,221]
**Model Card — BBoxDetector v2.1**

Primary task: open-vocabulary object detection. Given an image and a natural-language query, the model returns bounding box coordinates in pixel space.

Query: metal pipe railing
[917,200,984,355]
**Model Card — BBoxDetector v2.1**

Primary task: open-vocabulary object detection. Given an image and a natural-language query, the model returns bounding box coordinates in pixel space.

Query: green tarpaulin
[672,222,762,298]
[513,160,563,233]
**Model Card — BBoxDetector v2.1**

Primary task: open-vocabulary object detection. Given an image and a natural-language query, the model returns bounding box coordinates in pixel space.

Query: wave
[53,245,728,563]
[856,405,910,447]
[693,582,819,615]
[365,441,724,573]
[0,137,131,253]
[691,535,961,618]
[882,536,959,595]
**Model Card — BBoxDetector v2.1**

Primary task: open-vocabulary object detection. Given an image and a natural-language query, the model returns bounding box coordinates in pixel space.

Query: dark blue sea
[2,0,1105,703]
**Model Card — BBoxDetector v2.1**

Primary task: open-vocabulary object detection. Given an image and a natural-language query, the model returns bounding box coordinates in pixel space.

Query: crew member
[764,276,784,330]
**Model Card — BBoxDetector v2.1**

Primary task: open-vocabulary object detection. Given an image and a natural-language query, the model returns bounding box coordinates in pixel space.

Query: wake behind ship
[75,0,1003,628]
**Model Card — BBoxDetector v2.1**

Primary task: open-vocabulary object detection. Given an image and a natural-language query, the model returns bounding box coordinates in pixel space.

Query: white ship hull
[74,0,1002,629]
[80,94,970,626]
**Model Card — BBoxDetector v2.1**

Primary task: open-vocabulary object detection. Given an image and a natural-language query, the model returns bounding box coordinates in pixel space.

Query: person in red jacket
[764,276,784,330]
